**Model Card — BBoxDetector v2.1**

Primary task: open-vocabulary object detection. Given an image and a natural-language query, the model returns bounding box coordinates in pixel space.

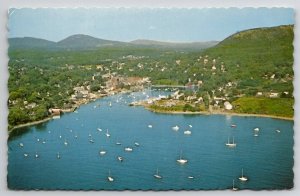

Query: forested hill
[198,25,294,94]
[205,25,293,66]
[8,37,56,49]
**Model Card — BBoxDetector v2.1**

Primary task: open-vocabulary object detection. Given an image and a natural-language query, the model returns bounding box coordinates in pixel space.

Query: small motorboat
[99,150,106,155]
[117,156,123,162]
[184,130,192,135]
[124,147,133,152]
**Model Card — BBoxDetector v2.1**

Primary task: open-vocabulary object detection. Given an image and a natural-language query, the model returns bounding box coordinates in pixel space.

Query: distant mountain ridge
[8,34,218,51]
[57,34,127,49]
[8,37,56,49]
[130,39,218,49]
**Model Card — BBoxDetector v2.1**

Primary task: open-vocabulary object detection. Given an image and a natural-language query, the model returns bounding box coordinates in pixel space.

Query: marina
[7,90,294,190]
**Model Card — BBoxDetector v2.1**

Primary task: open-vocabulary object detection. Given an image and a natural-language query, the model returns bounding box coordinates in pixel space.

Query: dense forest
[7,25,294,129]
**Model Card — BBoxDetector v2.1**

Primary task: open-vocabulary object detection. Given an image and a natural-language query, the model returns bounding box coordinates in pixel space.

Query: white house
[224,101,233,110]
[269,92,279,98]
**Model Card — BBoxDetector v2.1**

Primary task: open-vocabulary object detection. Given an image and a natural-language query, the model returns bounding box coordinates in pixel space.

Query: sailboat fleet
[16,93,257,190]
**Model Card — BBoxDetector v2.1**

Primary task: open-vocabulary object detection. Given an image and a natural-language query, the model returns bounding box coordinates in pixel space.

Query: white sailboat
[239,168,248,182]
[134,142,140,147]
[89,136,95,143]
[35,152,39,158]
[254,127,260,131]
[188,176,194,179]
[64,139,68,146]
[232,179,238,191]
[106,129,111,137]
[177,151,188,164]
[19,143,24,147]
[153,168,162,179]
[97,128,102,132]
[107,170,114,182]
[148,124,153,128]
[24,153,29,157]
[57,152,61,159]
[225,137,236,147]
[172,125,180,131]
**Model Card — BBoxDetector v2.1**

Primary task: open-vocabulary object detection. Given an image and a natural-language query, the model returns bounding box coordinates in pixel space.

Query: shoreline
[145,107,293,121]
[8,88,134,133]
[8,117,54,133]
[8,89,293,133]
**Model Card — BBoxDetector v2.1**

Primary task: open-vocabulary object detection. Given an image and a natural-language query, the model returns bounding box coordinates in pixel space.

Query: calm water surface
[8,90,294,190]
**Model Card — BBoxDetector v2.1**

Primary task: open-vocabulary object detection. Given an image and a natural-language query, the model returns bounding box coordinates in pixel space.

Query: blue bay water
[7,90,294,190]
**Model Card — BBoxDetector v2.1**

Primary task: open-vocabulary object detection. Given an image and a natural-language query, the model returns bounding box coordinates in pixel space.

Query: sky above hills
[8,8,294,42]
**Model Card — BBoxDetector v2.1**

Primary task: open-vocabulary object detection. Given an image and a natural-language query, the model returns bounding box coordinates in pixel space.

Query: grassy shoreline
[144,106,293,121]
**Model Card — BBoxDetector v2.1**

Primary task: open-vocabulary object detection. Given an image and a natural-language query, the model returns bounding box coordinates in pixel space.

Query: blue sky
[8,8,294,42]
